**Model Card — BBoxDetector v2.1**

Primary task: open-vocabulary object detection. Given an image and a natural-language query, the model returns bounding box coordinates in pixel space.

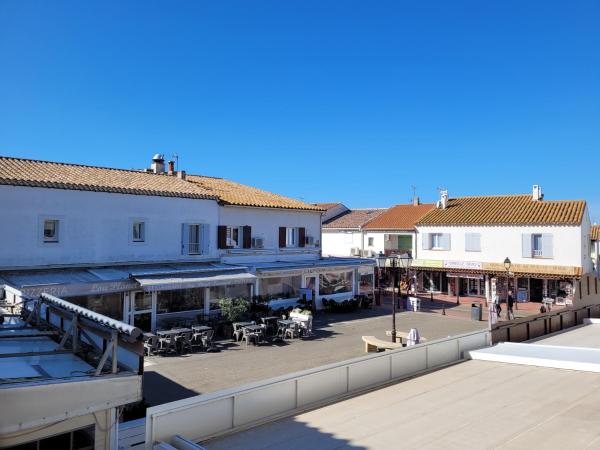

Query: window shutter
[466,233,481,252]
[542,233,554,258]
[279,227,287,248]
[441,233,451,250]
[181,224,190,255]
[422,233,431,250]
[201,224,210,254]
[218,225,228,249]
[522,234,532,258]
[298,227,306,248]
[243,225,252,249]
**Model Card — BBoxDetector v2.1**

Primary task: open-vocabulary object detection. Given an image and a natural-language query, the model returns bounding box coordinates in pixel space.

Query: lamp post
[398,253,413,308]
[504,257,512,319]
[376,252,401,343]
[375,252,386,308]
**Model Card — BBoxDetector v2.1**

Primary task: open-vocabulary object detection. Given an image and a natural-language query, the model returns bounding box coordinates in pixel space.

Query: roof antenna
[171,153,179,171]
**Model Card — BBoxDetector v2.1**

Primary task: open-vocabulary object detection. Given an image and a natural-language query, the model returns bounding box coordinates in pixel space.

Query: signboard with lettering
[443,260,483,270]
[412,259,444,268]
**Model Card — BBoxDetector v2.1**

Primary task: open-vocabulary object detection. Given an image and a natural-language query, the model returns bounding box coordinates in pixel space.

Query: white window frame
[431,233,443,250]
[38,215,64,246]
[286,227,299,248]
[131,220,146,243]
[43,219,60,243]
[532,234,543,257]
[188,224,202,255]
[226,226,243,248]
[368,237,374,247]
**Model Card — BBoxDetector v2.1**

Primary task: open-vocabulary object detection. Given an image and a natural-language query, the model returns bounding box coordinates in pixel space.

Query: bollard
[442,306,446,315]
[430,292,433,302]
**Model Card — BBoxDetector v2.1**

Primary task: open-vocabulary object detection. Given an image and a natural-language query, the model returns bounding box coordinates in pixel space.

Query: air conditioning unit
[351,247,360,256]
[305,236,315,246]
[252,237,264,249]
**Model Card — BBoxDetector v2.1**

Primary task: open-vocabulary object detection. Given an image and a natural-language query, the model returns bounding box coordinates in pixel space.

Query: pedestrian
[495,301,502,319]
[507,290,515,320]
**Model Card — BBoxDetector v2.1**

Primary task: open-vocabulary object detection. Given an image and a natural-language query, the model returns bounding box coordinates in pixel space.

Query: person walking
[507,290,515,320]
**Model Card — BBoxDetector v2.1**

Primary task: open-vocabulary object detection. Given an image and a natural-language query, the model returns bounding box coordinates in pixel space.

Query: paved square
[143,309,487,406]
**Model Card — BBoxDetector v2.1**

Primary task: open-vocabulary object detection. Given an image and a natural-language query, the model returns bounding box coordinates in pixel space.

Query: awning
[135,272,257,292]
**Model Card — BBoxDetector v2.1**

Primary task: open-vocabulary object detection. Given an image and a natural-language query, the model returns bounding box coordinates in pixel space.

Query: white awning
[135,272,257,292]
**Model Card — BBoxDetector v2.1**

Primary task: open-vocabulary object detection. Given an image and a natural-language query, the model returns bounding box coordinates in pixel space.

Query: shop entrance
[125,291,154,332]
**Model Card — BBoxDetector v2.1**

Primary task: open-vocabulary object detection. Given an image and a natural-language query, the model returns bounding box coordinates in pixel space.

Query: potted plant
[218,297,249,338]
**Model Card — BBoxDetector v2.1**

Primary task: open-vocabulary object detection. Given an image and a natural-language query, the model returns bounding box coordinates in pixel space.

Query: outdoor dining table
[242,324,264,333]
[156,327,191,337]
[277,319,295,326]
[191,325,212,333]
[233,321,254,328]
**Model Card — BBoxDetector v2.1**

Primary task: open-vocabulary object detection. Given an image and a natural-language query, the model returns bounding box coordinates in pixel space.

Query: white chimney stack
[532,184,543,201]
[437,190,449,209]
[151,154,165,174]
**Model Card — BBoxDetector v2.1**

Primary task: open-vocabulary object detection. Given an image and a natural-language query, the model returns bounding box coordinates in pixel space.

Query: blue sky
[1,1,599,220]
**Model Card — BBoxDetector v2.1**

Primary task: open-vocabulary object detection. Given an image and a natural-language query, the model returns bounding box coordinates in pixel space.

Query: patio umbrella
[406,328,420,346]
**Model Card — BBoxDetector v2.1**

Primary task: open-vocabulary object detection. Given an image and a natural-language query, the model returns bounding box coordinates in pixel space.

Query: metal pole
[391,261,397,343]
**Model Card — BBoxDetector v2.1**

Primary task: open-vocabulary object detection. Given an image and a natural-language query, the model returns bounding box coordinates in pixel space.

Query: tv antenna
[171,153,179,171]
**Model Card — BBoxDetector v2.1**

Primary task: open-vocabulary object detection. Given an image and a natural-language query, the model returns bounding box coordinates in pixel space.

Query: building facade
[320,206,385,257]
[0,156,374,332]
[412,188,592,304]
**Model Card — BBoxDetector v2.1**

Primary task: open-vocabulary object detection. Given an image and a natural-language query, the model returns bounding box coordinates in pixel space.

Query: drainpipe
[360,228,365,256]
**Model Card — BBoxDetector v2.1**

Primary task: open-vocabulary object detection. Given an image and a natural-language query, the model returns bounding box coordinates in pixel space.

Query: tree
[218,297,249,322]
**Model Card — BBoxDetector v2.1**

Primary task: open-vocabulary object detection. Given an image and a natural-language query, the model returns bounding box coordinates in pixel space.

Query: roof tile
[323,209,385,229]
[417,195,586,226]
[363,204,435,231]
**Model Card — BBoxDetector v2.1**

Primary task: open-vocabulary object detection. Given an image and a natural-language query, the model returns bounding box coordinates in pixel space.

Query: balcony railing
[533,249,543,257]
[188,242,201,255]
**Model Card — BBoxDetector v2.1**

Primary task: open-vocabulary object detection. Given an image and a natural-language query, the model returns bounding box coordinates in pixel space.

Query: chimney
[437,190,448,209]
[176,170,186,180]
[167,160,175,175]
[151,154,165,174]
[412,196,420,206]
[532,184,543,201]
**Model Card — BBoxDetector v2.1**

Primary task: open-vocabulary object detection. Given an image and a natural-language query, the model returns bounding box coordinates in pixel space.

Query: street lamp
[503,256,516,313]
[388,254,399,343]
[398,253,413,305]
[375,252,386,307]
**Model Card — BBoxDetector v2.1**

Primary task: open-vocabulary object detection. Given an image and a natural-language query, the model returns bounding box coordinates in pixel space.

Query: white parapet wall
[143,329,490,448]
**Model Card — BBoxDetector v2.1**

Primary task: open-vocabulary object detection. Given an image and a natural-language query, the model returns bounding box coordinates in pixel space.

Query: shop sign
[412,259,443,268]
[443,260,482,270]
[447,273,483,280]
[20,280,137,298]
[482,262,579,277]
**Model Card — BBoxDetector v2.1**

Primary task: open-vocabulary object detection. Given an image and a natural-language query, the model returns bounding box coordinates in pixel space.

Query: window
[431,233,442,249]
[132,221,145,242]
[465,233,481,252]
[157,288,204,314]
[183,223,206,255]
[43,219,59,243]
[66,293,123,320]
[286,227,299,247]
[359,273,374,294]
[226,226,242,248]
[260,275,302,300]
[368,237,374,247]
[532,234,543,257]
[208,284,251,309]
[319,271,353,295]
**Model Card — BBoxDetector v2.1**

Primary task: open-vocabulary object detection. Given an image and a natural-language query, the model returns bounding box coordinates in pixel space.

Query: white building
[320,206,385,257]
[413,187,593,303]
[0,155,374,332]
[361,201,434,258]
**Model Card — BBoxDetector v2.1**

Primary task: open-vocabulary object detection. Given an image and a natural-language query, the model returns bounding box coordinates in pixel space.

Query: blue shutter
[422,233,431,250]
[522,234,531,258]
[201,224,210,255]
[441,233,451,250]
[542,233,553,258]
[181,223,189,255]
[466,233,481,252]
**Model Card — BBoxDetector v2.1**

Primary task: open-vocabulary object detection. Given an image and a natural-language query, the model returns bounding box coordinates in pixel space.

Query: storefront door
[125,291,155,332]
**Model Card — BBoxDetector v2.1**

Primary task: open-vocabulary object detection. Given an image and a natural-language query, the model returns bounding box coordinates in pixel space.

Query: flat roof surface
[0,318,95,384]
[534,322,600,349]
[206,359,600,449]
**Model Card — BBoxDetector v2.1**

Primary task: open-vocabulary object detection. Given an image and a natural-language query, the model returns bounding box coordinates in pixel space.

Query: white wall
[219,206,322,263]
[0,185,220,269]
[416,224,588,270]
[362,231,416,257]
[322,230,363,257]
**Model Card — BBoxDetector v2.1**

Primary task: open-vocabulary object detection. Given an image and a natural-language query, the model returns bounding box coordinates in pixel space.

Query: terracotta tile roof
[363,204,435,231]
[323,209,385,229]
[592,225,600,240]
[187,175,323,211]
[416,195,586,226]
[0,156,215,200]
[314,202,343,210]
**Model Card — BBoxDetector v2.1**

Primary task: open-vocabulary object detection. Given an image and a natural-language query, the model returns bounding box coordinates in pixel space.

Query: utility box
[471,303,482,321]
